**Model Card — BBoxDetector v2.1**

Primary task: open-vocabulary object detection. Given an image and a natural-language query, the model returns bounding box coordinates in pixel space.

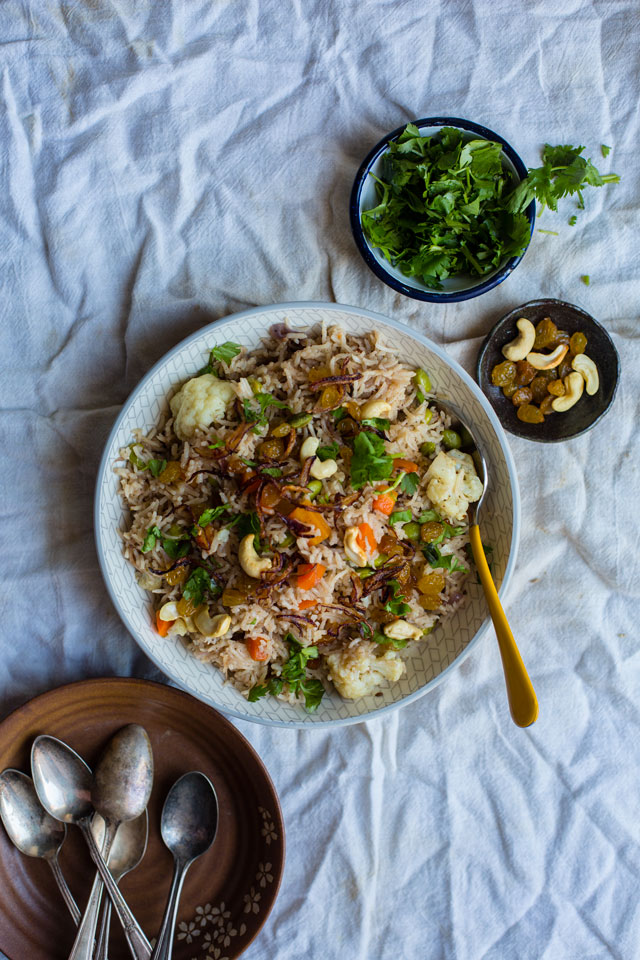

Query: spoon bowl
[434,397,538,727]
[151,772,219,960]
[0,769,81,925]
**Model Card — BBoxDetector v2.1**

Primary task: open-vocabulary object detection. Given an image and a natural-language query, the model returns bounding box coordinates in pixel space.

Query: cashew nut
[501,318,536,362]
[194,610,232,638]
[158,601,180,622]
[383,620,423,641]
[238,533,272,578]
[167,617,189,636]
[551,372,584,412]
[344,526,367,566]
[571,354,599,395]
[360,400,391,419]
[526,345,569,370]
[299,436,320,463]
[310,458,338,480]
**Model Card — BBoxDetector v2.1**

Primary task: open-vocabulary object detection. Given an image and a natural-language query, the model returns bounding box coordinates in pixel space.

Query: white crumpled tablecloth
[1,1,639,958]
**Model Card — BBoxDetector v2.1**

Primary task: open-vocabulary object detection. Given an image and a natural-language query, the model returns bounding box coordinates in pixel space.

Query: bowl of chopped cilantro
[350,118,535,302]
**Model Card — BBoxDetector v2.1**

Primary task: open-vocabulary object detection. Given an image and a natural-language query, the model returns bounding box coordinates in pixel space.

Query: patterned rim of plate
[94,301,521,728]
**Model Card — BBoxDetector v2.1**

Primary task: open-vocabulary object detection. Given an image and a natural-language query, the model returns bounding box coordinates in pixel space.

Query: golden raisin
[270,421,293,439]
[344,400,362,421]
[318,385,342,410]
[530,376,551,403]
[258,438,285,460]
[491,361,516,387]
[517,403,544,423]
[551,328,571,347]
[512,387,533,407]
[558,356,573,380]
[569,331,588,355]
[158,461,182,484]
[539,395,555,415]
[420,522,444,543]
[165,566,189,586]
[177,596,198,617]
[417,571,446,595]
[547,380,566,397]
[222,585,251,607]
[514,360,537,386]
[502,383,519,399]
[533,317,558,350]
[308,366,331,383]
[418,595,441,611]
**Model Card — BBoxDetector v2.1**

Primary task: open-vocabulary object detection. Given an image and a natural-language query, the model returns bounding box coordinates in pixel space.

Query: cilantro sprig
[182,567,220,606]
[423,542,468,574]
[128,445,167,477]
[200,342,242,374]
[243,393,290,430]
[507,143,620,215]
[248,633,325,711]
[141,525,191,559]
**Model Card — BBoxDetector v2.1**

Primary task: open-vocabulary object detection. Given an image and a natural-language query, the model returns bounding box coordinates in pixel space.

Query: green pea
[373,553,389,569]
[424,409,433,424]
[168,523,183,537]
[307,479,323,500]
[420,441,436,456]
[442,429,461,450]
[414,369,432,399]
[247,376,263,395]
[403,521,421,541]
[357,567,374,579]
[289,412,313,429]
[279,532,295,548]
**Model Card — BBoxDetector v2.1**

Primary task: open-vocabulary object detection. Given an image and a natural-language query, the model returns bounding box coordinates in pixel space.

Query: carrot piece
[372,492,397,515]
[297,563,326,591]
[394,459,419,473]
[298,599,318,610]
[155,611,173,637]
[357,522,377,554]
[246,636,270,661]
[289,507,331,546]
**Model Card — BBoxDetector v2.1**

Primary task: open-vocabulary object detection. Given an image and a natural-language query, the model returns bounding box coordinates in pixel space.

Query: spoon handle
[94,897,113,960]
[82,822,152,960]
[48,856,81,926]
[470,523,539,727]
[150,859,189,960]
[66,862,106,960]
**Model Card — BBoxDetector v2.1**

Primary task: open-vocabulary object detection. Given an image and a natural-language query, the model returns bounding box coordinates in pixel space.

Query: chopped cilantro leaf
[141,524,190,558]
[148,458,167,477]
[248,633,324,712]
[182,567,219,606]
[372,629,408,651]
[389,509,412,526]
[601,144,611,158]
[200,342,242,374]
[332,407,348,423]
[197,504,232,527]
[361,417,391,432]
[350,430,394,489]
[141,525,161,553]
[260,466,283,478]
[581,274,590,285]
[400,472,420,496]
[568,215,577,226]
[316,442,339,462]
[243,393,289,429]
[423,542,468,573]
[383,579,412,617]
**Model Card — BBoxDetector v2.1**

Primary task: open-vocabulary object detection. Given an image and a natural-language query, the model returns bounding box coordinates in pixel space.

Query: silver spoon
[151,772,219,960]
[95,809,149,960]
[31,728,153,960]
[434,398,538,727]
[0,769,81,925]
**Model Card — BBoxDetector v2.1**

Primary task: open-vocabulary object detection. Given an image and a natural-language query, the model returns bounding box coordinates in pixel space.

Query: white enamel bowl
[95,301,520,728]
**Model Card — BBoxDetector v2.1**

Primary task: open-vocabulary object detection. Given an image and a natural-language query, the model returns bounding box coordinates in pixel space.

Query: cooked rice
[116,323,477,710]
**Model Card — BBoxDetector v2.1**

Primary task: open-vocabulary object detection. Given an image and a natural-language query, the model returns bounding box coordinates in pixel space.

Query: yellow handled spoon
[436,399,538,727]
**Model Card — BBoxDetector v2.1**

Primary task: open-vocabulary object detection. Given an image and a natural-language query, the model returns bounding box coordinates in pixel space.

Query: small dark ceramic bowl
[349,116,535,303]
[477,299,620,442]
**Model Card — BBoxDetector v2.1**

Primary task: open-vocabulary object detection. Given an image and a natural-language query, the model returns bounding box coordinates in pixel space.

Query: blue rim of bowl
[94,300,521,729]
[349,116,536,303]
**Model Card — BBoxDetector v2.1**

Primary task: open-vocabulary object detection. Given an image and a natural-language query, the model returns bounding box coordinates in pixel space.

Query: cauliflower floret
[326,645,405,699]
[426,450,483,521]
[169,374,236,441]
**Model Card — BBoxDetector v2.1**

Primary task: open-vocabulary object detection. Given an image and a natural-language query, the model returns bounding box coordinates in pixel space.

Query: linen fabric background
[1,1,638,958]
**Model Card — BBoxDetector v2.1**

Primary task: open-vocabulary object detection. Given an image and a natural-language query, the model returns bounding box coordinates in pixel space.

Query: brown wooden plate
[0,678,285,960]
